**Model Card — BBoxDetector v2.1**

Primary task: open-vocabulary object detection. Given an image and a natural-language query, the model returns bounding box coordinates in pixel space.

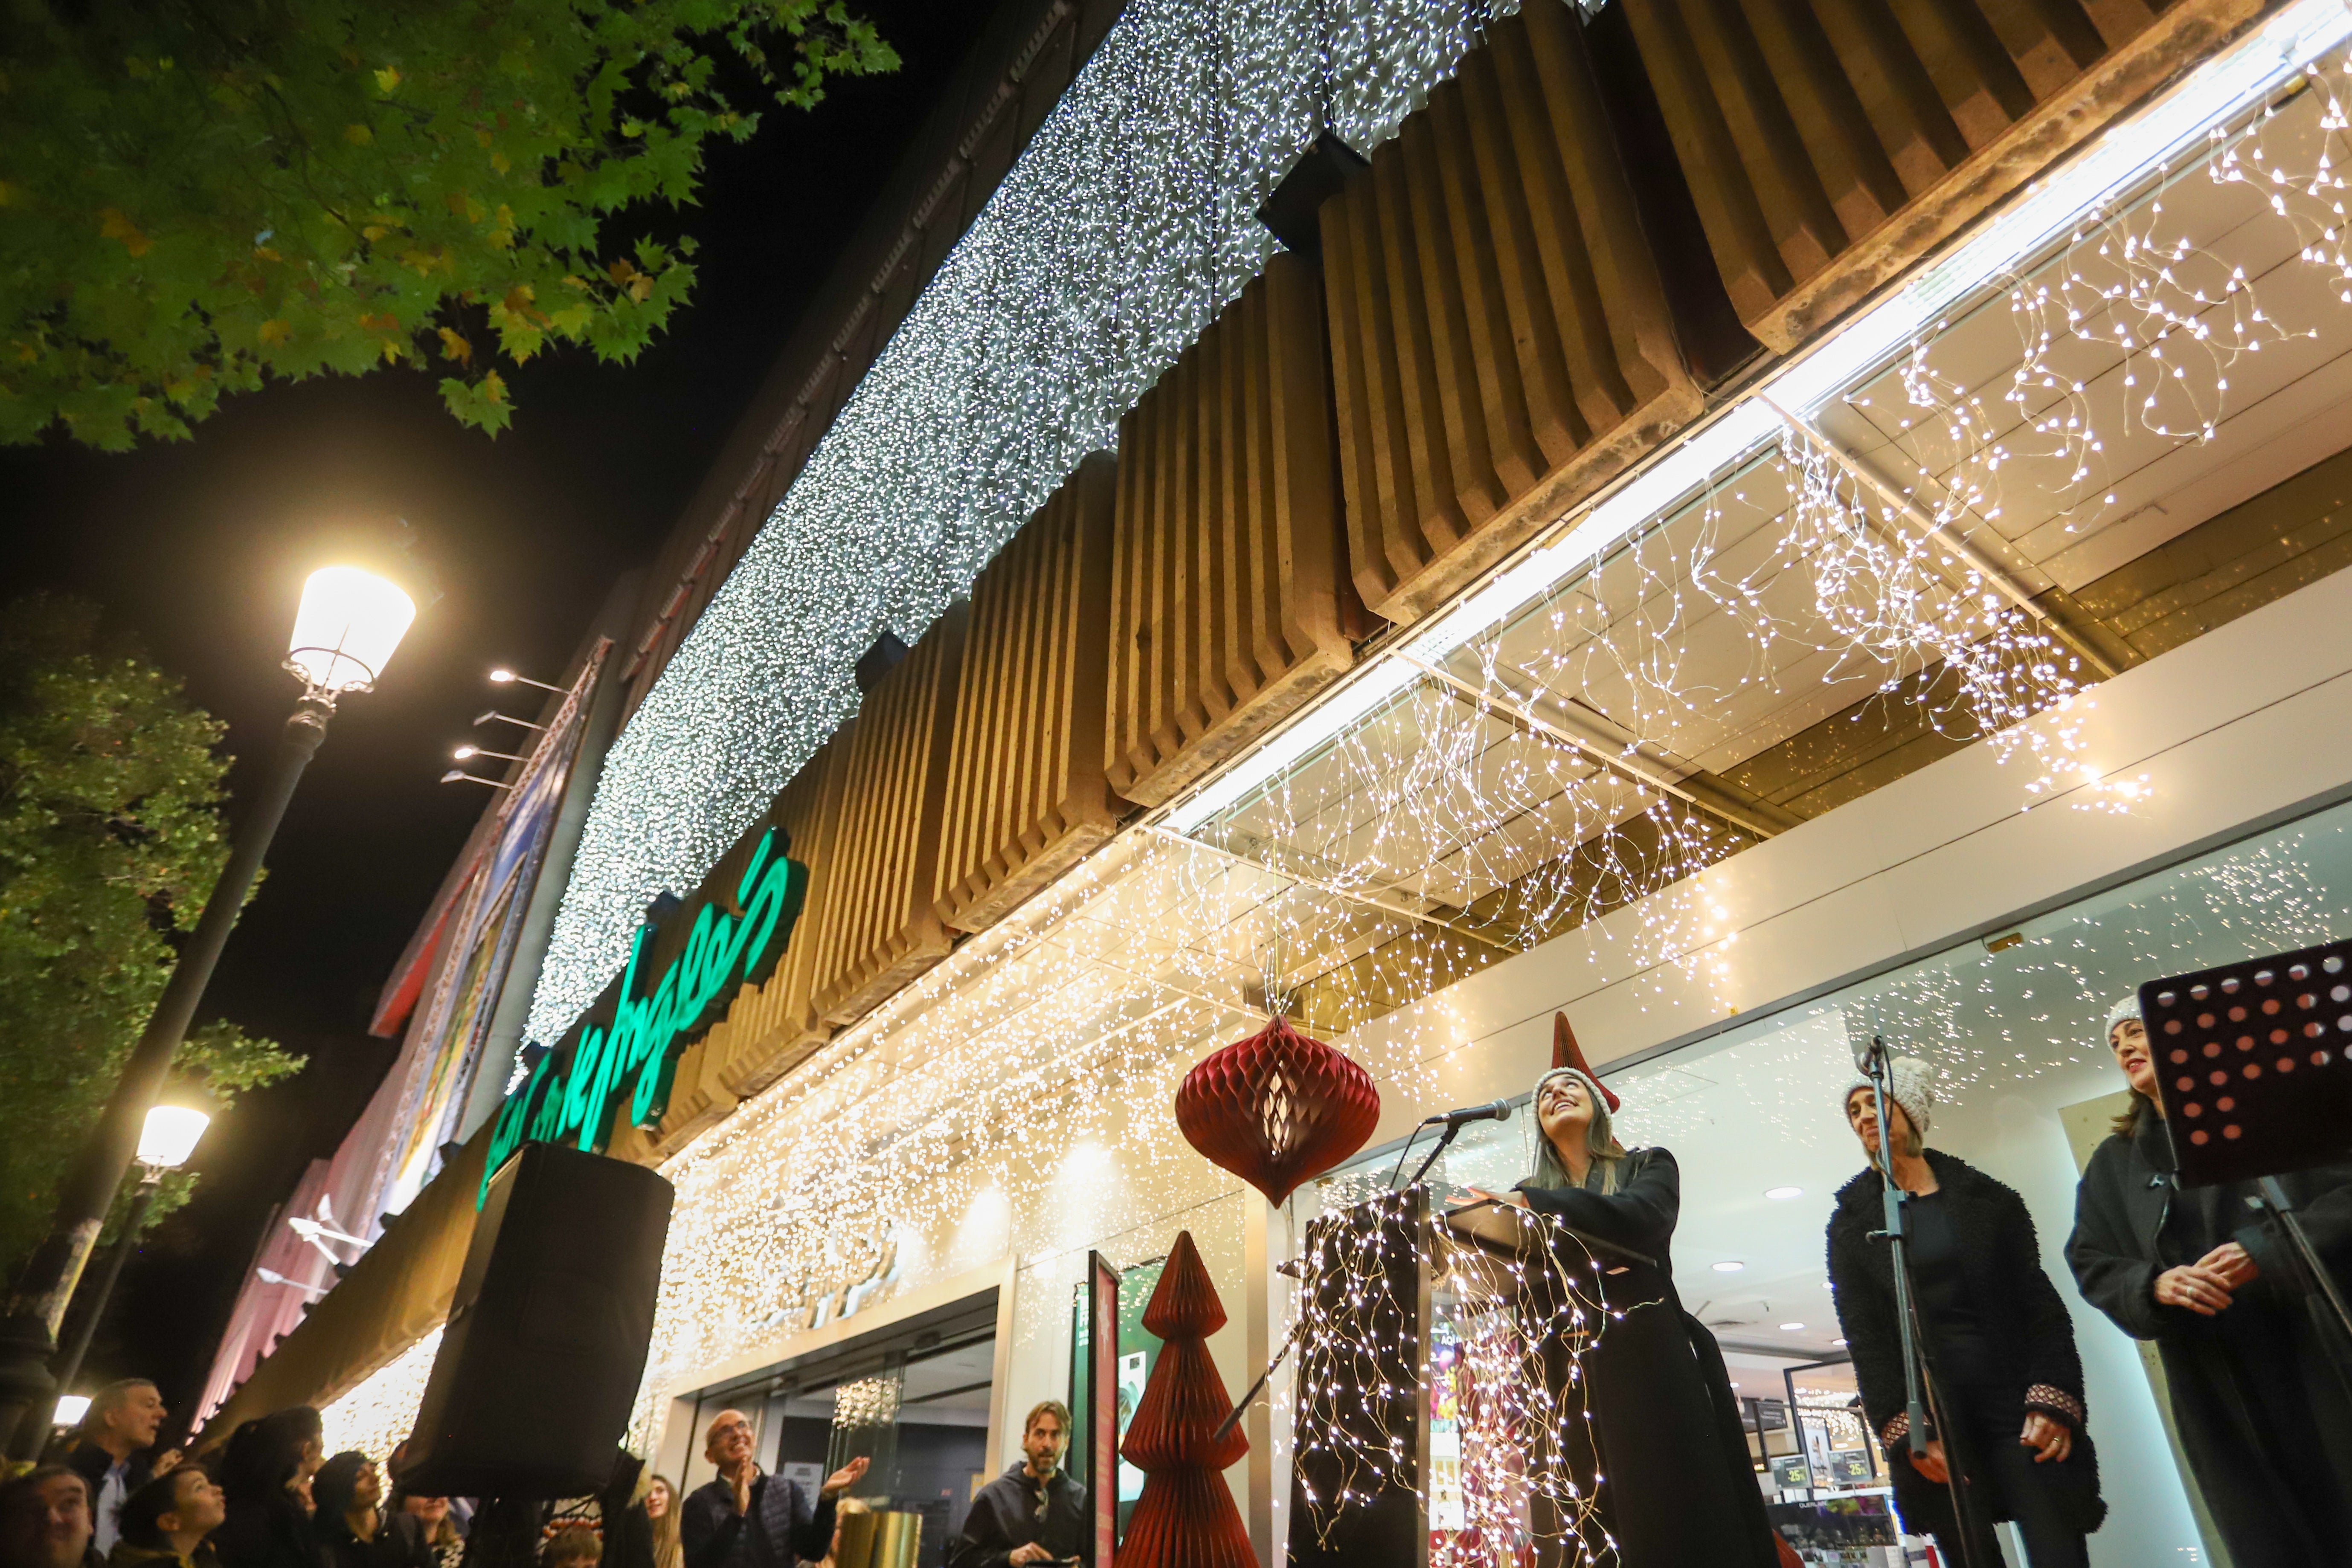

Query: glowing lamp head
[488,667,516,684]
[287,566,415,695]
[453,744,479,761]
[137,1104,210,1169]
[52,1394,90,1428]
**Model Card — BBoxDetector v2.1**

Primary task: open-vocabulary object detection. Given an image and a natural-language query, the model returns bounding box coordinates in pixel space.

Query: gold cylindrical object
[868,1510,923,1568]
[831,1507,878,1568]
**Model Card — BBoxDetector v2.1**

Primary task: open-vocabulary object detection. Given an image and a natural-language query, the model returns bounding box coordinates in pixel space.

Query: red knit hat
[1552,1012,1619,1112]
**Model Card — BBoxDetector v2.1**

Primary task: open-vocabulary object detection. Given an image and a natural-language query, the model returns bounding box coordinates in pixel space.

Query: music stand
[2138,943,2352,1363]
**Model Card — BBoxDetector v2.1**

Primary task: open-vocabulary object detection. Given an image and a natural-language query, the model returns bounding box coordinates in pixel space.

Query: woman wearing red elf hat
[1475,1014,1777,1568]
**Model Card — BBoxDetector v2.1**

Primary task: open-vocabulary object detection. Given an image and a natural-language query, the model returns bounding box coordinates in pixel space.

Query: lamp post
[0,565,415,1456]
[49,1105,212,1406]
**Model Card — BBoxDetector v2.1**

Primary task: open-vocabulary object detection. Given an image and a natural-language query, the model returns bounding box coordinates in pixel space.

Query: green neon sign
[482,826,807,1204]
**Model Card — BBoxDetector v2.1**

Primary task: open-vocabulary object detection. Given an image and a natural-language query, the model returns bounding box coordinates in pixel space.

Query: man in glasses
[681,1410,866,1568]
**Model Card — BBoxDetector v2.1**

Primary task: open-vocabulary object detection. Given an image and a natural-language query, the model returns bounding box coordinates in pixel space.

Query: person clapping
[678,1412,865,1568]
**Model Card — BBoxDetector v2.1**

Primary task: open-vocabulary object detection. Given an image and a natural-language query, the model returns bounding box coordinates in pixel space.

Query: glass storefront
[675,1306,999,1567]
[1316,793,2352,1565]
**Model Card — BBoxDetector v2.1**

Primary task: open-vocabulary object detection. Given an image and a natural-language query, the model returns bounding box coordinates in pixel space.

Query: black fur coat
[1826,1148,2106,1540]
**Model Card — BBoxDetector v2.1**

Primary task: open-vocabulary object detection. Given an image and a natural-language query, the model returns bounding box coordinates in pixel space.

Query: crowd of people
[0,1388,695,1568]
[0,1382,1086,1568]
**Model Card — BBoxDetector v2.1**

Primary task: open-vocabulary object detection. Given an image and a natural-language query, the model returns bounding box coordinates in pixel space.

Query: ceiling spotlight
[1779,1322,1806,1332]
[1710,1260,1745,1272]
[488,666,564,694]
[1764,1185,1804,1200]
[1832,1337,1847,1347]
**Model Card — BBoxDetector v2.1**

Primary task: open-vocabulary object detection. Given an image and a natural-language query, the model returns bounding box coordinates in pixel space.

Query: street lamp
[49,1105,213,1400]
[0,563,415,1456]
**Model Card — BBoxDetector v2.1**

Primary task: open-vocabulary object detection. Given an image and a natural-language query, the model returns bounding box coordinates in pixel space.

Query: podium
[1288,1188,1624,1568]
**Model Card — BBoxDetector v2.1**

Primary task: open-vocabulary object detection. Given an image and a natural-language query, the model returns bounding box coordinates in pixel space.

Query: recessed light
[1780,1322,1806,1332]
[1711,1260,1745,1272]
[1765,1185,1803,1200]
[1832,1338,1847,1347]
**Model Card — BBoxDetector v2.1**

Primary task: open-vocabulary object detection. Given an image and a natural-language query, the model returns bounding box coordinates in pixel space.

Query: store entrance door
[681,1293,997,1566]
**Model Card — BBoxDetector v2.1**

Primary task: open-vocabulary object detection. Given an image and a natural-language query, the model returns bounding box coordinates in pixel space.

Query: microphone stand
[1860,1036,1994,1568]
[1404,1119,1469,1191]
[1388,1107,1507,1191]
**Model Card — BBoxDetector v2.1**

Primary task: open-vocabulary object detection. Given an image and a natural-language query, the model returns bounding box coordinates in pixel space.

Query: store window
[1315,794,2352,1564]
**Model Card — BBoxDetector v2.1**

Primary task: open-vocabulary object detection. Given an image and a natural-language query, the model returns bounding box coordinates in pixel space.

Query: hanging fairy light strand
[1288,1187,1617,1564]
[1159,43,2352,1017]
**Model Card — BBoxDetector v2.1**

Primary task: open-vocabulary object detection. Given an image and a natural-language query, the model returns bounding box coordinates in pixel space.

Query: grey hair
[83,1378,157,1430]
[1526,1068,1629,1195]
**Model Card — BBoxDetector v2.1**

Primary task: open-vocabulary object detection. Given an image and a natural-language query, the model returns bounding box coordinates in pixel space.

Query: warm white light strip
[1160,0,2350,838]
[1402,400,1784,664]
[1163,657,1419,831]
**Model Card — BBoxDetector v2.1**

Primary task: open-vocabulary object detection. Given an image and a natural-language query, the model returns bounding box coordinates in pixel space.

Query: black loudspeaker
[399,1142,674,1498]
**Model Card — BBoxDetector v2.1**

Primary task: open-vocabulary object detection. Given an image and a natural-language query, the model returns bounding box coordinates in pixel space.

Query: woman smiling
[1472,1016,1776,1568]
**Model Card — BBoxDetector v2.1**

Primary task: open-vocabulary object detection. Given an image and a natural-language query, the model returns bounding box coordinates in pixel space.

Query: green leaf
[0,596,302,1270]
[0,0,897,446]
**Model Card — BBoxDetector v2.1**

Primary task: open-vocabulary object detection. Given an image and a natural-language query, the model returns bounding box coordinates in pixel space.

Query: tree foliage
[0,594,304,1269]
[0,0,896,448]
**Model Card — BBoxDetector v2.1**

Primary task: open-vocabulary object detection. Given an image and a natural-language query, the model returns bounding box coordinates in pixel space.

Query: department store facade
[201,0,2352,1562]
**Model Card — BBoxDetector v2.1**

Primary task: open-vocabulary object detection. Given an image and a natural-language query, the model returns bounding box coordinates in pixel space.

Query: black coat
[1516,1147,1778,1568]
[212,1492,323,1568]
[1826,1149,2104,1544]
[948,1465,1087,1568]
[679,1472,833,1568]
[65,1443,152,1555]
[2066,1107,2352,1565]
[313,1515,426,1568]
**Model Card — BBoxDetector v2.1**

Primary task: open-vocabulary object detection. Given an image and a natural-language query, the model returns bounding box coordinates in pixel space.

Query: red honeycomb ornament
[1175,1014,1380,1207]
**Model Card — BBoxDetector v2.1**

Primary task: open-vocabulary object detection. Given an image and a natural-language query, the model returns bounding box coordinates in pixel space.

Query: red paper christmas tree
[1118,1230,1255,1568]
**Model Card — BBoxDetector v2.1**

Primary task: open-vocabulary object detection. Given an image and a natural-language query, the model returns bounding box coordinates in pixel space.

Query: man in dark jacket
[2067,994,2352,1568]
[950,1401,1086,1568]
[678,1411,865,1568]
[67,1381,166,1556]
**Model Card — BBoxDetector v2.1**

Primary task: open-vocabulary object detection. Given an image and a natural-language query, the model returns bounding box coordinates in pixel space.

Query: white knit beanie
[1844,1055,1934,1136]
[2103,992,2142,1043]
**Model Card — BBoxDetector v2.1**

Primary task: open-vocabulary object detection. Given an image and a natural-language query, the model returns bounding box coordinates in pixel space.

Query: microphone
[1842,1010,1884,1074]
[1391,1098,1514,1189]
[1424,1099,1513,1129]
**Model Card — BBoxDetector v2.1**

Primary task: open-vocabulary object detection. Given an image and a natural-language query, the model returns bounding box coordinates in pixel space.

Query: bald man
[679,1410,865,1568]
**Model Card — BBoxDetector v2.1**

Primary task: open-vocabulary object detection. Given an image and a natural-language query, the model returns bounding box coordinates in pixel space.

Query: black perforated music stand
[2139,939,2352,1185]
[2139,939,2352,1360]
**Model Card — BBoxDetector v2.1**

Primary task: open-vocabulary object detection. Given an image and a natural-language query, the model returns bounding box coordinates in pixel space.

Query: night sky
[0,0,994,1442]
